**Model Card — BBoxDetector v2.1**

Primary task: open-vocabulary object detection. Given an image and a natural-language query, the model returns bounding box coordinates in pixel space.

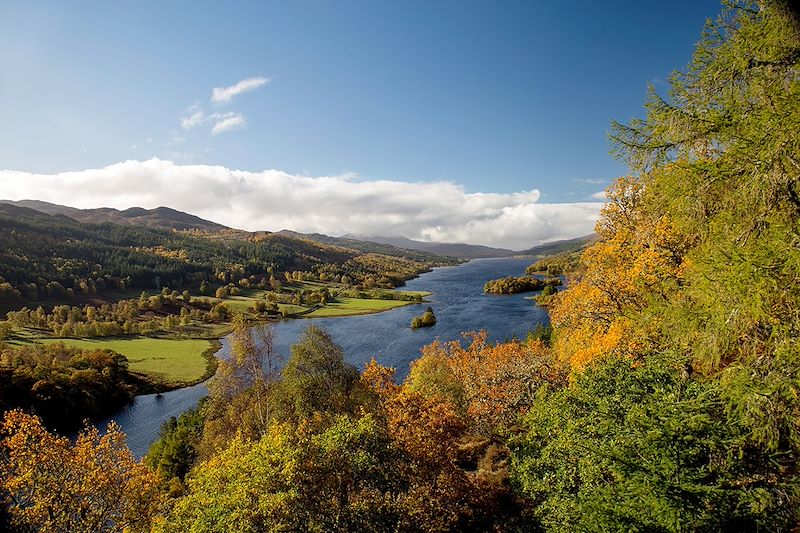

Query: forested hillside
[0,203,453,304]
[0,2,798,531]
[518,233,596,258]
[276,229,467,262]
[339,233,517,259]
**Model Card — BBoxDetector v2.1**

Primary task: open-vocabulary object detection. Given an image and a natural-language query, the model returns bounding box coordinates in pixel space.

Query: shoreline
[124,291,434,397]
[130,337,223,394]
[101,256,543,458]
[9,287,435,397]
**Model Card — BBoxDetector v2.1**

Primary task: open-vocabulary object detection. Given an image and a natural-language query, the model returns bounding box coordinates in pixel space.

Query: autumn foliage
[3,2,799,531]
[549,176,693,368]
[0,410,161,532]
[511,2,800,529]
[409,331,565,433]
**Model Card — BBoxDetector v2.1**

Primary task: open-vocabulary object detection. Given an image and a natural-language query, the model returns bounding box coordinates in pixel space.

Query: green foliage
[533,285,558,307]
[527,3,800,529]
[146,403,205,485]
[527,323,552,346]
[160,397,511,532]
[199,317,279,456]
[511,353,799,531]
[0,280,22,303]
[0,342,135,430]
[410,307,437,329]
[0,321,12,340]
[276,325,362,422]
[405,345,464,409]
[526,251,582,276]
[156,415,402,533]
[484,276,560,294]
[607,0,800,371]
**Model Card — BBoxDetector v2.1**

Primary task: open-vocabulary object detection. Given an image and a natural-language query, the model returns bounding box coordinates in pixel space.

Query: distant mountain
[520,234,597,258]
[0,202,460,305]
[275,230,460,264]
[340,234,515,259]
[1,199,592,261]
[0,199,229,232]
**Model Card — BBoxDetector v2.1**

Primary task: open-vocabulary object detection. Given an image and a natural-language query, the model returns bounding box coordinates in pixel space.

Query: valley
[1,2,797,529]
[0,202,451,395]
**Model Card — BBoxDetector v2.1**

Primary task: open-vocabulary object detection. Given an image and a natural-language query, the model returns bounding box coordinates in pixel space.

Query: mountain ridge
[2,199,594,260]
[339,233,516,259]
[0,199,230,232]
[520,234,597,257]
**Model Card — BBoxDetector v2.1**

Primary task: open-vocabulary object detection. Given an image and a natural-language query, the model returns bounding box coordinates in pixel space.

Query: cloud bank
[0,159,602,250]
[211,77,270,104]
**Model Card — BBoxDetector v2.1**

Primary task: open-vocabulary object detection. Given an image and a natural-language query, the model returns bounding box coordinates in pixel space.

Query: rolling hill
[340,234,515,259]
[520,234,597,258]
[276,230,468,262]
[0,199,229,232]
[0,203,454,304]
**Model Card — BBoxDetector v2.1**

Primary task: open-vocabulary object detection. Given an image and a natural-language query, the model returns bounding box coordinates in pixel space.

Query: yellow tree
[549,175,692,368]
[408,331,565,433]
[201,313,278,456]
[0,410,161,532]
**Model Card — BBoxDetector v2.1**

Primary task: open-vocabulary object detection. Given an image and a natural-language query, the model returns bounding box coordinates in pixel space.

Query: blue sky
[0,1,723,247]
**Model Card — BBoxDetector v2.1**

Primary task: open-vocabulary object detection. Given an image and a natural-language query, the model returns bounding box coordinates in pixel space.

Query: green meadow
[34,335,216,387]
[306,297,417,317]
[5,284,431,390]
[210,286,431,318]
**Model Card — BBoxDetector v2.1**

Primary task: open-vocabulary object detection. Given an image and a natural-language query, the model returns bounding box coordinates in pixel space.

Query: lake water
[101,257,550,457]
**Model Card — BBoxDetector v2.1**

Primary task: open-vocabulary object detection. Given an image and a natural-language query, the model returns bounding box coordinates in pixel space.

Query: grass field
[3,283,431,389]
[210,286,432,319]
[34,336,216,386]
[306,297,418,317]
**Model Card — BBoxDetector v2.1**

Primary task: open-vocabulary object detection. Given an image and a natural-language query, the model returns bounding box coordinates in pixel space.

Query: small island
[410,306,437,329]
[484,275,561,295]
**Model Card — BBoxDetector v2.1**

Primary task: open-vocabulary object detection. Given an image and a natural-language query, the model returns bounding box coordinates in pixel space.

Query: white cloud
[211,77,270,104]
[590,190,607,199]
[181,106,205,130]
[574,178,607,185]
[179,105,246,135]
[0,159,603,249]
[210,112,246,135]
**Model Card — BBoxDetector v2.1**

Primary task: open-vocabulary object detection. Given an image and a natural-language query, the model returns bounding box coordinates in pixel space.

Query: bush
[411,307,436,329]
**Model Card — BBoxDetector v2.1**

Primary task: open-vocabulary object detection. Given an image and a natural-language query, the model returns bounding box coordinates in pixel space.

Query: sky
[0,0,722,249]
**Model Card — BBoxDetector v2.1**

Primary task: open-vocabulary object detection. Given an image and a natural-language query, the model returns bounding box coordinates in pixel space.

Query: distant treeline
[484,276,561,294]
[4,292,227,338]
[525,251,582,277]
